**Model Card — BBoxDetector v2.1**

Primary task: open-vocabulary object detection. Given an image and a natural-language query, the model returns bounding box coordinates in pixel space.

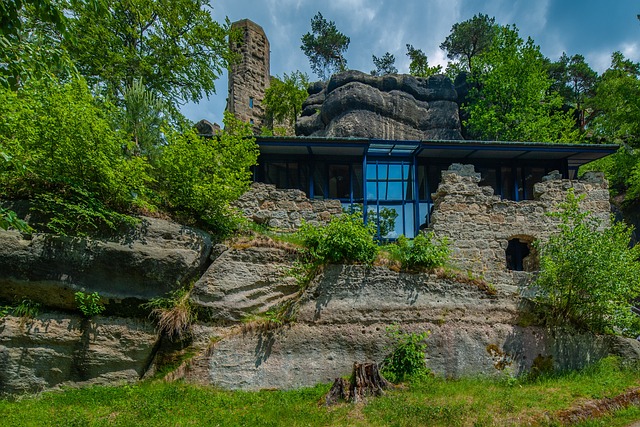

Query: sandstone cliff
[296,70,463,140]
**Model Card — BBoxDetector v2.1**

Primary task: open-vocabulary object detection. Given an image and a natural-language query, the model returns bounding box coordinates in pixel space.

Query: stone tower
[227,19,270,133]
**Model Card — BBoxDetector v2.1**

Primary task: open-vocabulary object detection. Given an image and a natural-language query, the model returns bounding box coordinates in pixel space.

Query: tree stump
[325,362,390,405]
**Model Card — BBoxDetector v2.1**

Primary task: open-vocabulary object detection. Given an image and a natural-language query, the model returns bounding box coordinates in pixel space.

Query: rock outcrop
[177,263,640,390]
[0,313,157,394]
[296,70,463,140]
[0,217,213,311]
[191,243,300,323]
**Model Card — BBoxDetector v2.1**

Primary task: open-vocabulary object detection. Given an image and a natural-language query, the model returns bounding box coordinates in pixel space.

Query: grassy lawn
[1,357,639,427]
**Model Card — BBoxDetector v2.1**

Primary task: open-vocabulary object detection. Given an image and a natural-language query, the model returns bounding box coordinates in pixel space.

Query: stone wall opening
[506,236,537,272]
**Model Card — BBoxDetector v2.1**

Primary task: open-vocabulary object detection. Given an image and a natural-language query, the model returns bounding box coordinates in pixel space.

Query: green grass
[1,357,639,426]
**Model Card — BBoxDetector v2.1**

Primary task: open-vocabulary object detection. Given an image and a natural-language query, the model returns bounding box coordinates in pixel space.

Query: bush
[381,324,430,383]
[75,291,106,317]
[155,111,257,236]
[298,213,378,263]
[534,189,640,335]
[0,79,152,235]
[390,232,450,270]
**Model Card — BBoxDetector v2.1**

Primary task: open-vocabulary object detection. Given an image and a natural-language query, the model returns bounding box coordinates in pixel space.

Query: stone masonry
[227,19,270,133]
[429,164,611,284]
[233,182,343,230]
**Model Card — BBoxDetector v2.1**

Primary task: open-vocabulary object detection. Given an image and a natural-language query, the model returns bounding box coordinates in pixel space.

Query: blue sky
[182,0,640,125]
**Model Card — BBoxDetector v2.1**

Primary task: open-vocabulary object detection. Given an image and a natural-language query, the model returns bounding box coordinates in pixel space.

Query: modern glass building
[253,136,618,239]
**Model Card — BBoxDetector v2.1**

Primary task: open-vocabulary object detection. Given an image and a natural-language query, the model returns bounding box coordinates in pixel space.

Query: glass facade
[255,153,567,240]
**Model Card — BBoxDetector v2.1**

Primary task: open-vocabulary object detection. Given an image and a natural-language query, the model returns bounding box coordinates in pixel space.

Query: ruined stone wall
[233,182,342,230]
[429,164,611,283]
[227,19,270,133]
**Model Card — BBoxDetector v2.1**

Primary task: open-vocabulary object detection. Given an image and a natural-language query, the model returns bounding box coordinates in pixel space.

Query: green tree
[405,45,441,78]
[155,112,258,234]
[66,0,234,111]
[0,78,151,234]
[534,190,640,335]
[371,52,397,76]
[300,12,350,80]
[464,25,579,142]
[0,0,76,90]
[440,13,498,72]
[263,71,309,133]
[548,53,598,131]
[119,78,166,158]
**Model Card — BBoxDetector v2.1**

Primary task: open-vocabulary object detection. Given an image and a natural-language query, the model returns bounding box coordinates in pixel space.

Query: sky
[182,0,640,125]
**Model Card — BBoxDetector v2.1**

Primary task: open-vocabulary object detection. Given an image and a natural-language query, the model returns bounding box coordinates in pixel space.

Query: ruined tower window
[249,97,254,108]
[506,237,538,272]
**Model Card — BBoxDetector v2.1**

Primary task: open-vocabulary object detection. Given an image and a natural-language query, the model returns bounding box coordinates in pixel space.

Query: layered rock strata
[296,70,463,140]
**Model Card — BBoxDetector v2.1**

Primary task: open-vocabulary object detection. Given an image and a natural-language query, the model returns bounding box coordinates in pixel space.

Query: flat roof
[256,136,619,169]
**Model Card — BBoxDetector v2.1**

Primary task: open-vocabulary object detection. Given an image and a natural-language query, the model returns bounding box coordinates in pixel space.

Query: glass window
[523,167,546,200]
[328,164,350,199]
[501,166,514,200]
[352,164,363,200]
[249,97,254,108]
[477,167,498,196]
[313,162,326,198]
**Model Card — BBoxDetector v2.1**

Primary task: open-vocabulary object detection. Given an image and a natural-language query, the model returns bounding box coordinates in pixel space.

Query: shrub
[381,324,430,383]
[390,232,450,270]
[155,111,258,236]
[298,213,378,263]
[143,289,194,340]
[534,189,640,335]
[74,291,106,317]
[13,298,40,319]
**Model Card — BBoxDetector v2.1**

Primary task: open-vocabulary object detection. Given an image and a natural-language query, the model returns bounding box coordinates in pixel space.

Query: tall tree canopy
[263,71,309,134]
[300,12,350,80]
[464,25,579,142]
[405,44,442,78]
[440,13,498,72]
[548,53,598,131]
[371,52,397,76]
[66,0,234,111]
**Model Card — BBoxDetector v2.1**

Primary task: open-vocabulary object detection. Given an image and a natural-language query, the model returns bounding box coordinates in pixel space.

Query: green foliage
[13,297,40,319]
[346,204,397,238]
[66,0,234,110]
[0,79,151,235]
[548,53,598,131]
[390,232,450,270]
[406,44,442,78]
[464,24,580,142]
[298,213,378,264]
[263,71,309,131]
[156,111,257,235]
[371,52,397,76]
[300,12,350,80]
[74,291,106,317]
[588,51,640,148]
[120,78,166,158]
[534,189,640,335]
[381,324,430,383]
[440,13,497,71]
[0,0,76,90]
[0,206,30,232]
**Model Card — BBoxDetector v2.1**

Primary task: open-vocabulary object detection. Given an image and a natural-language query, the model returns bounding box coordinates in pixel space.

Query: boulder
[0,313,158,394]
[0,217,213,311]
[190,245,300,323]
[296,70,463,140]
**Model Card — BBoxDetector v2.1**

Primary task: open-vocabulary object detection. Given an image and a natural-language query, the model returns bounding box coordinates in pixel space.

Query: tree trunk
[325,362,390,405]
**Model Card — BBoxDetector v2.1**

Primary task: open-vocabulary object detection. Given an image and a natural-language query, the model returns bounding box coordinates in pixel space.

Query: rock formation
[0,216,212,312]
[296,70,463,140]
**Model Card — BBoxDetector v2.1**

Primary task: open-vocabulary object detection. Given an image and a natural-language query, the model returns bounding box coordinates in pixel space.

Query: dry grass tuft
[152,292,193,340]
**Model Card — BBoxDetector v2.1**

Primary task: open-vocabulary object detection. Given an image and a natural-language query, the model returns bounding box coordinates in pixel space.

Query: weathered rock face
[0,313,157,394]
[179,264,640,390]
[429,164,611,283]
[190,243,301,323]
[296,70,463,140]
[233,182,343,230]
[0,217,212,311]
